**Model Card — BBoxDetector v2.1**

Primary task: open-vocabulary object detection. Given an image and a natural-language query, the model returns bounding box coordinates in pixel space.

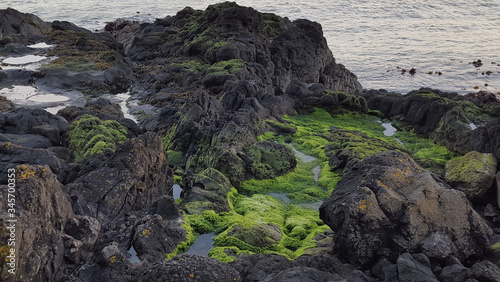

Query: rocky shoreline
[1,3,499,281]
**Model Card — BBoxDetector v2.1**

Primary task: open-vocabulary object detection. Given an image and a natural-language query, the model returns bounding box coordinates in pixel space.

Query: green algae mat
[167,107,459,262]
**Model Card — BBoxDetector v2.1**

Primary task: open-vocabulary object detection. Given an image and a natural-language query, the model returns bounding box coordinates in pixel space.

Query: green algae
[68,114,127,161]
[167,187,330,262]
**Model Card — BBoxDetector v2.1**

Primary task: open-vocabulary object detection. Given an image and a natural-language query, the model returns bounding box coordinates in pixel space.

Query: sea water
[2,0,499,95]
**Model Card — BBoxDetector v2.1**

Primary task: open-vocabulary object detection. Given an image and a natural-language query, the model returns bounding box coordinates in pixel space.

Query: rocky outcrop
[229,253,376,281]
[0,8,52,45]
[65,132,172,224]
[320,150,493,267]
[0,165,74,282]
[139,254,241,282]
[445,151,497,202]
[106,2,363,188]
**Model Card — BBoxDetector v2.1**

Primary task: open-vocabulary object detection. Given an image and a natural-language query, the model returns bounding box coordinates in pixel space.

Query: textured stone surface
[320,150,493,267]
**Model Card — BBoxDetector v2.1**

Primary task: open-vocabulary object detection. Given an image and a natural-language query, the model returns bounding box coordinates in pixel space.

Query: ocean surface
[2,0,500,94]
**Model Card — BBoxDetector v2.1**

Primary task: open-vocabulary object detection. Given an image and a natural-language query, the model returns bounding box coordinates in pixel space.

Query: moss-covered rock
[227,223,282,248]
[244,140,297,180]
[324,128,404,172]
[67,114,127,161]
[445,151,497,202]
[182,168,233,214]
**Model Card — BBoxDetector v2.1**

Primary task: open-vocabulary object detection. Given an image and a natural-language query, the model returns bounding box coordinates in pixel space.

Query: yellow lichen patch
[142,228,152,238]
[359,200,368,210]
[18,165,36,179]
[109,255,116,263]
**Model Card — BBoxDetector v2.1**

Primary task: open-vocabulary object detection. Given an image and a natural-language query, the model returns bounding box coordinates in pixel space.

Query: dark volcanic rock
[0,165,74,282]
[139,254,241,282]
[0,8,52,46]
[1,108,69,145]
[0,142,68,183]
[397,253,438,282]
[320,150,493,267]
[65,132,172,224]
[471,260,500,282]
[445,151,497,202]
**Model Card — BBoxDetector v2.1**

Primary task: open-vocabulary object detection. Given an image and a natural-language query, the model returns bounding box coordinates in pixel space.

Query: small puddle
[185,233,215,255]
[268,193,291,204]
[381,122,397,137]
[101,92,138,123]
[28,94,69,102]
[287,143,317,162]
[2,55,47,65]
[0,85,85,111]
[381,121,404,146]
[312,166,320,182]
[173,184,182,200]
[297,201,324,210]
[27,43,54,49]
[128,245,140,264]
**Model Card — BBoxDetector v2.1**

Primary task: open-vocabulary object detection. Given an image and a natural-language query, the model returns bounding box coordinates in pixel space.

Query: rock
[242,140,297,180]
[445,151,497,202]
[0,142,67,183]
[132,214,186,263]
[420,232,458,260]
[229,254,294,281]
[439,263,469,282]
[497,172,500,209]
[227,224,282,248]
[0,133,52,148]
[139,254,241,282]
[484,204,499,217]
[57,105,140,137]
[0,8,52,45]
[324,127,405,172]
[0,165,74,282]
[471,260,500,282]
[264,267,344,282]
[397,253,438,282]
[320,150,493,267]
[64,216,100,249]
[182,168,233,214]
[1,108,69,137]
[65,132,173,224]
[371,258,398,282]
[0,96,14,112]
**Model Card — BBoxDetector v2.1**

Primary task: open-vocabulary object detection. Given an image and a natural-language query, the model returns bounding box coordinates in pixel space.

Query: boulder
[320,150,493,267]
[420,232,458,260]
[0,165,73,282]
[65,132,173,224]
[397,253,438,282]
[132,214,186,263]
[227,224,282,248]
[471,260,500,282]
[139,254,241,282]
[445,151,497,202]
[2,108,69,139]
[182,168,233,214]
[0,8,52,45]
[0,142,67,183]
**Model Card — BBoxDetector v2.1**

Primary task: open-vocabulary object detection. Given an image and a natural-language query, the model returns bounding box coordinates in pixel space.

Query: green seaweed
[68,114,127,161]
